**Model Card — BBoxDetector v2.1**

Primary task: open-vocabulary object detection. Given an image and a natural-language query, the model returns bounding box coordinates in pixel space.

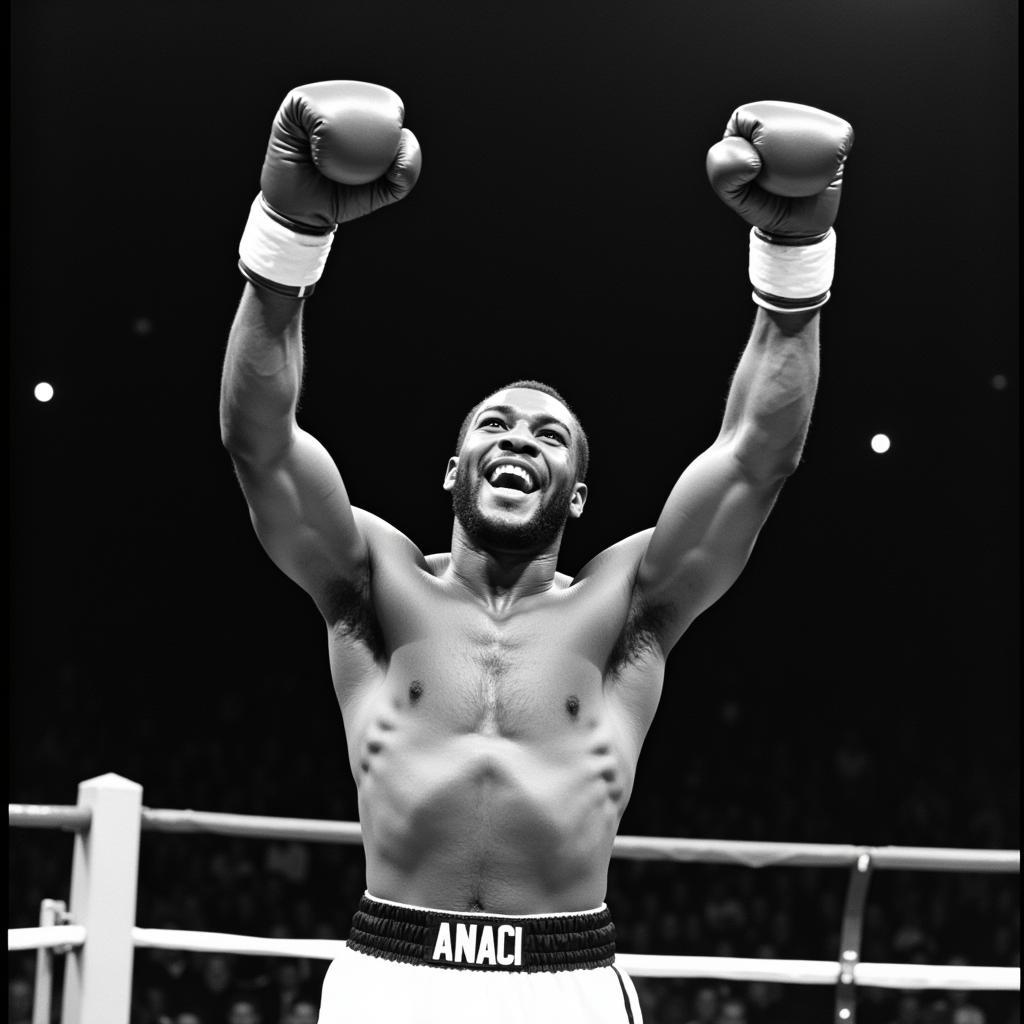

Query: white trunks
[317,893,643,1023]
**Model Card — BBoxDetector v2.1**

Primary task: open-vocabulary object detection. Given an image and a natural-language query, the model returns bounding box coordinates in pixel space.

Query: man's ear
[568,483,588,519]
[442,457,459,492]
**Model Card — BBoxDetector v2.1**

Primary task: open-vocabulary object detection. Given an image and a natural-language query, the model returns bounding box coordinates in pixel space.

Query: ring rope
[9,805,91,832]
[141,808,363,844]
[7,925,85,953]
[11,804,1017,873]
[9,925,1017,990]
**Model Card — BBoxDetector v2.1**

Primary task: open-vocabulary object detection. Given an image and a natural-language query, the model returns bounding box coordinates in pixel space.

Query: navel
[566,695,580,718]
[409,680,424,704]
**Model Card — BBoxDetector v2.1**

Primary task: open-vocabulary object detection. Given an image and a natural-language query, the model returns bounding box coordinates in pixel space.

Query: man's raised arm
[219,81,421,615]
[637,102,854,650]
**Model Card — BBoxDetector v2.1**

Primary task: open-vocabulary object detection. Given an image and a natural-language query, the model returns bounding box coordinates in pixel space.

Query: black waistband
[347,895,616,973]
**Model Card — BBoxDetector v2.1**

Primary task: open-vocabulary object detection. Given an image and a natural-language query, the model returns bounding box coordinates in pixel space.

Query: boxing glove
[706,101,854,311]
[239,81,422,297]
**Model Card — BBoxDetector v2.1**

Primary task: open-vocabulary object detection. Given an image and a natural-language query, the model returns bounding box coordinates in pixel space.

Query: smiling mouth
[486,464,538,493]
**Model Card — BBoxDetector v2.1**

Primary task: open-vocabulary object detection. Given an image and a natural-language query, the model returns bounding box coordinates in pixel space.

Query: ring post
[60,774,142,1024]
[33,898,66,1024]
[834,850,874,1022]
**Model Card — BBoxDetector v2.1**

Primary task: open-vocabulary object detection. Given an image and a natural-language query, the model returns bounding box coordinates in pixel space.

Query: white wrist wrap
[748,227,837,313]
[238,195,336,298]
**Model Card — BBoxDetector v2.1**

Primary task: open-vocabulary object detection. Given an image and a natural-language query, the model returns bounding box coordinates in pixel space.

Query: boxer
[220,80,853,1022]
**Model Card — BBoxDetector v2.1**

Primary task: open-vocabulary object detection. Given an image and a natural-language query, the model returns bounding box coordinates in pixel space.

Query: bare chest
[327,549,669,744]
[387,604,608,736]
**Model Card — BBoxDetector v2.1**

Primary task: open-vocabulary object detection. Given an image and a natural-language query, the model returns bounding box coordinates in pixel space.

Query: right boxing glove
[239,81,422,298]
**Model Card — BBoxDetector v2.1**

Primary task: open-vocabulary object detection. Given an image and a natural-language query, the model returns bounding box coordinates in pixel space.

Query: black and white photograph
[10,1,1019,1022]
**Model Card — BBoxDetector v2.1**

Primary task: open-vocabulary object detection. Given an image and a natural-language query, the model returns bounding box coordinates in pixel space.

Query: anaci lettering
[430,921,523,966]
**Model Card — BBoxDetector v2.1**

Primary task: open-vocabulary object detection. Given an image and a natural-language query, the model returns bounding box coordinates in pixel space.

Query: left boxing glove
[239,81,422,298]
[706,101,854,312]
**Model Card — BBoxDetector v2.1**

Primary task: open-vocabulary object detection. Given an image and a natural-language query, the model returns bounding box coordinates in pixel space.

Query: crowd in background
[10,671,1019,1024]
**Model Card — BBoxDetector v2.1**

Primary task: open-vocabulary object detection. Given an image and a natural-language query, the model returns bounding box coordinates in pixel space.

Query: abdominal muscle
[346,680,632,915]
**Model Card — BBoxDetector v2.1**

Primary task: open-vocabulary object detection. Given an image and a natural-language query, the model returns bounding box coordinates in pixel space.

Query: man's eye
[540,431,565,443]
[481,418,506,429]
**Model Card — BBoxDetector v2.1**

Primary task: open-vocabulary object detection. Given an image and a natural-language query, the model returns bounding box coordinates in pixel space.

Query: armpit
[324,574,386,662]
[606,592,671,677]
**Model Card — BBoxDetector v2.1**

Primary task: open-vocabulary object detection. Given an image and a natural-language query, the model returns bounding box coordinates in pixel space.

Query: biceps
[232,428,366,588]
[638,445,784,613]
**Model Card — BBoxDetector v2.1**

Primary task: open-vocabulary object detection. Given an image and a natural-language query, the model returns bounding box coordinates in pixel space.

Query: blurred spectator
[718,997,748,1023]
[685,985,720,1024]
[135,936,201,1016]
[952,1008,986,1024]
[889,994,922,1024]
[745,979,785,1024]
[893,913,931,959]
[190,954,240,1023]
[133,982,175,1024]
[921,997,951,1024]
[260,960,317,1023]
[285,1001,319,1024]
[226,998,262,1024]
[8,977,33,1024]
[265,841,310,887]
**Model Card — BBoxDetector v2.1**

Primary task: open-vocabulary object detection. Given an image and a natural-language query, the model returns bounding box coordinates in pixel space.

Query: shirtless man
[220,81,853,1023]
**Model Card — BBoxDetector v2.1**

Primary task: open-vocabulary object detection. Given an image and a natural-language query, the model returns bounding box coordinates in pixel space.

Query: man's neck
[447,522,563,611]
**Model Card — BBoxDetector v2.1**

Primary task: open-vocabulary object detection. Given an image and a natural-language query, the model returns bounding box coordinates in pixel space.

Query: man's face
[444,388,587,554]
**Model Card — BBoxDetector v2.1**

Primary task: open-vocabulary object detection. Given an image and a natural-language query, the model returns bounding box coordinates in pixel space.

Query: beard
[451,470,576,553]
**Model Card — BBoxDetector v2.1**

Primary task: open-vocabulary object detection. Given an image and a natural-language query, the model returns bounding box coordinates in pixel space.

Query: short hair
[454,379,590,481]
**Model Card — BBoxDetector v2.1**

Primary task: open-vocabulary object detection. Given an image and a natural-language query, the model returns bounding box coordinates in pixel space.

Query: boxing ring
[9,774,1020,1024]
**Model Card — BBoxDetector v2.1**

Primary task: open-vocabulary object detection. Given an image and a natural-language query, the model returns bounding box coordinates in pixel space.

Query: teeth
[488,464,534,488]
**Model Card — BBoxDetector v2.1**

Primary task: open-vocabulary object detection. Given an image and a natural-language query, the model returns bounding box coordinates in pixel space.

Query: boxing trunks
[318,893,643,1023]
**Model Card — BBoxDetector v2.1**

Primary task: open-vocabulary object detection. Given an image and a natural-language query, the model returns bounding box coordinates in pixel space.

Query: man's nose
[498,424,539,452]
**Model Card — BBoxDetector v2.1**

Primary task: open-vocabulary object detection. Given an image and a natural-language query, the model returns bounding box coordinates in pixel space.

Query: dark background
[9,1,1019,1022]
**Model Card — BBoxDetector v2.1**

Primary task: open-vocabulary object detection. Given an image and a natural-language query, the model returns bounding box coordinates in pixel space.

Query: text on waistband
[427,921,524,967]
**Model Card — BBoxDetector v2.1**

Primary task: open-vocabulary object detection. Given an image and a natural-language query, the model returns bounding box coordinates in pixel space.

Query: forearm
[219,283,306,463]
[719,306,820,479]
